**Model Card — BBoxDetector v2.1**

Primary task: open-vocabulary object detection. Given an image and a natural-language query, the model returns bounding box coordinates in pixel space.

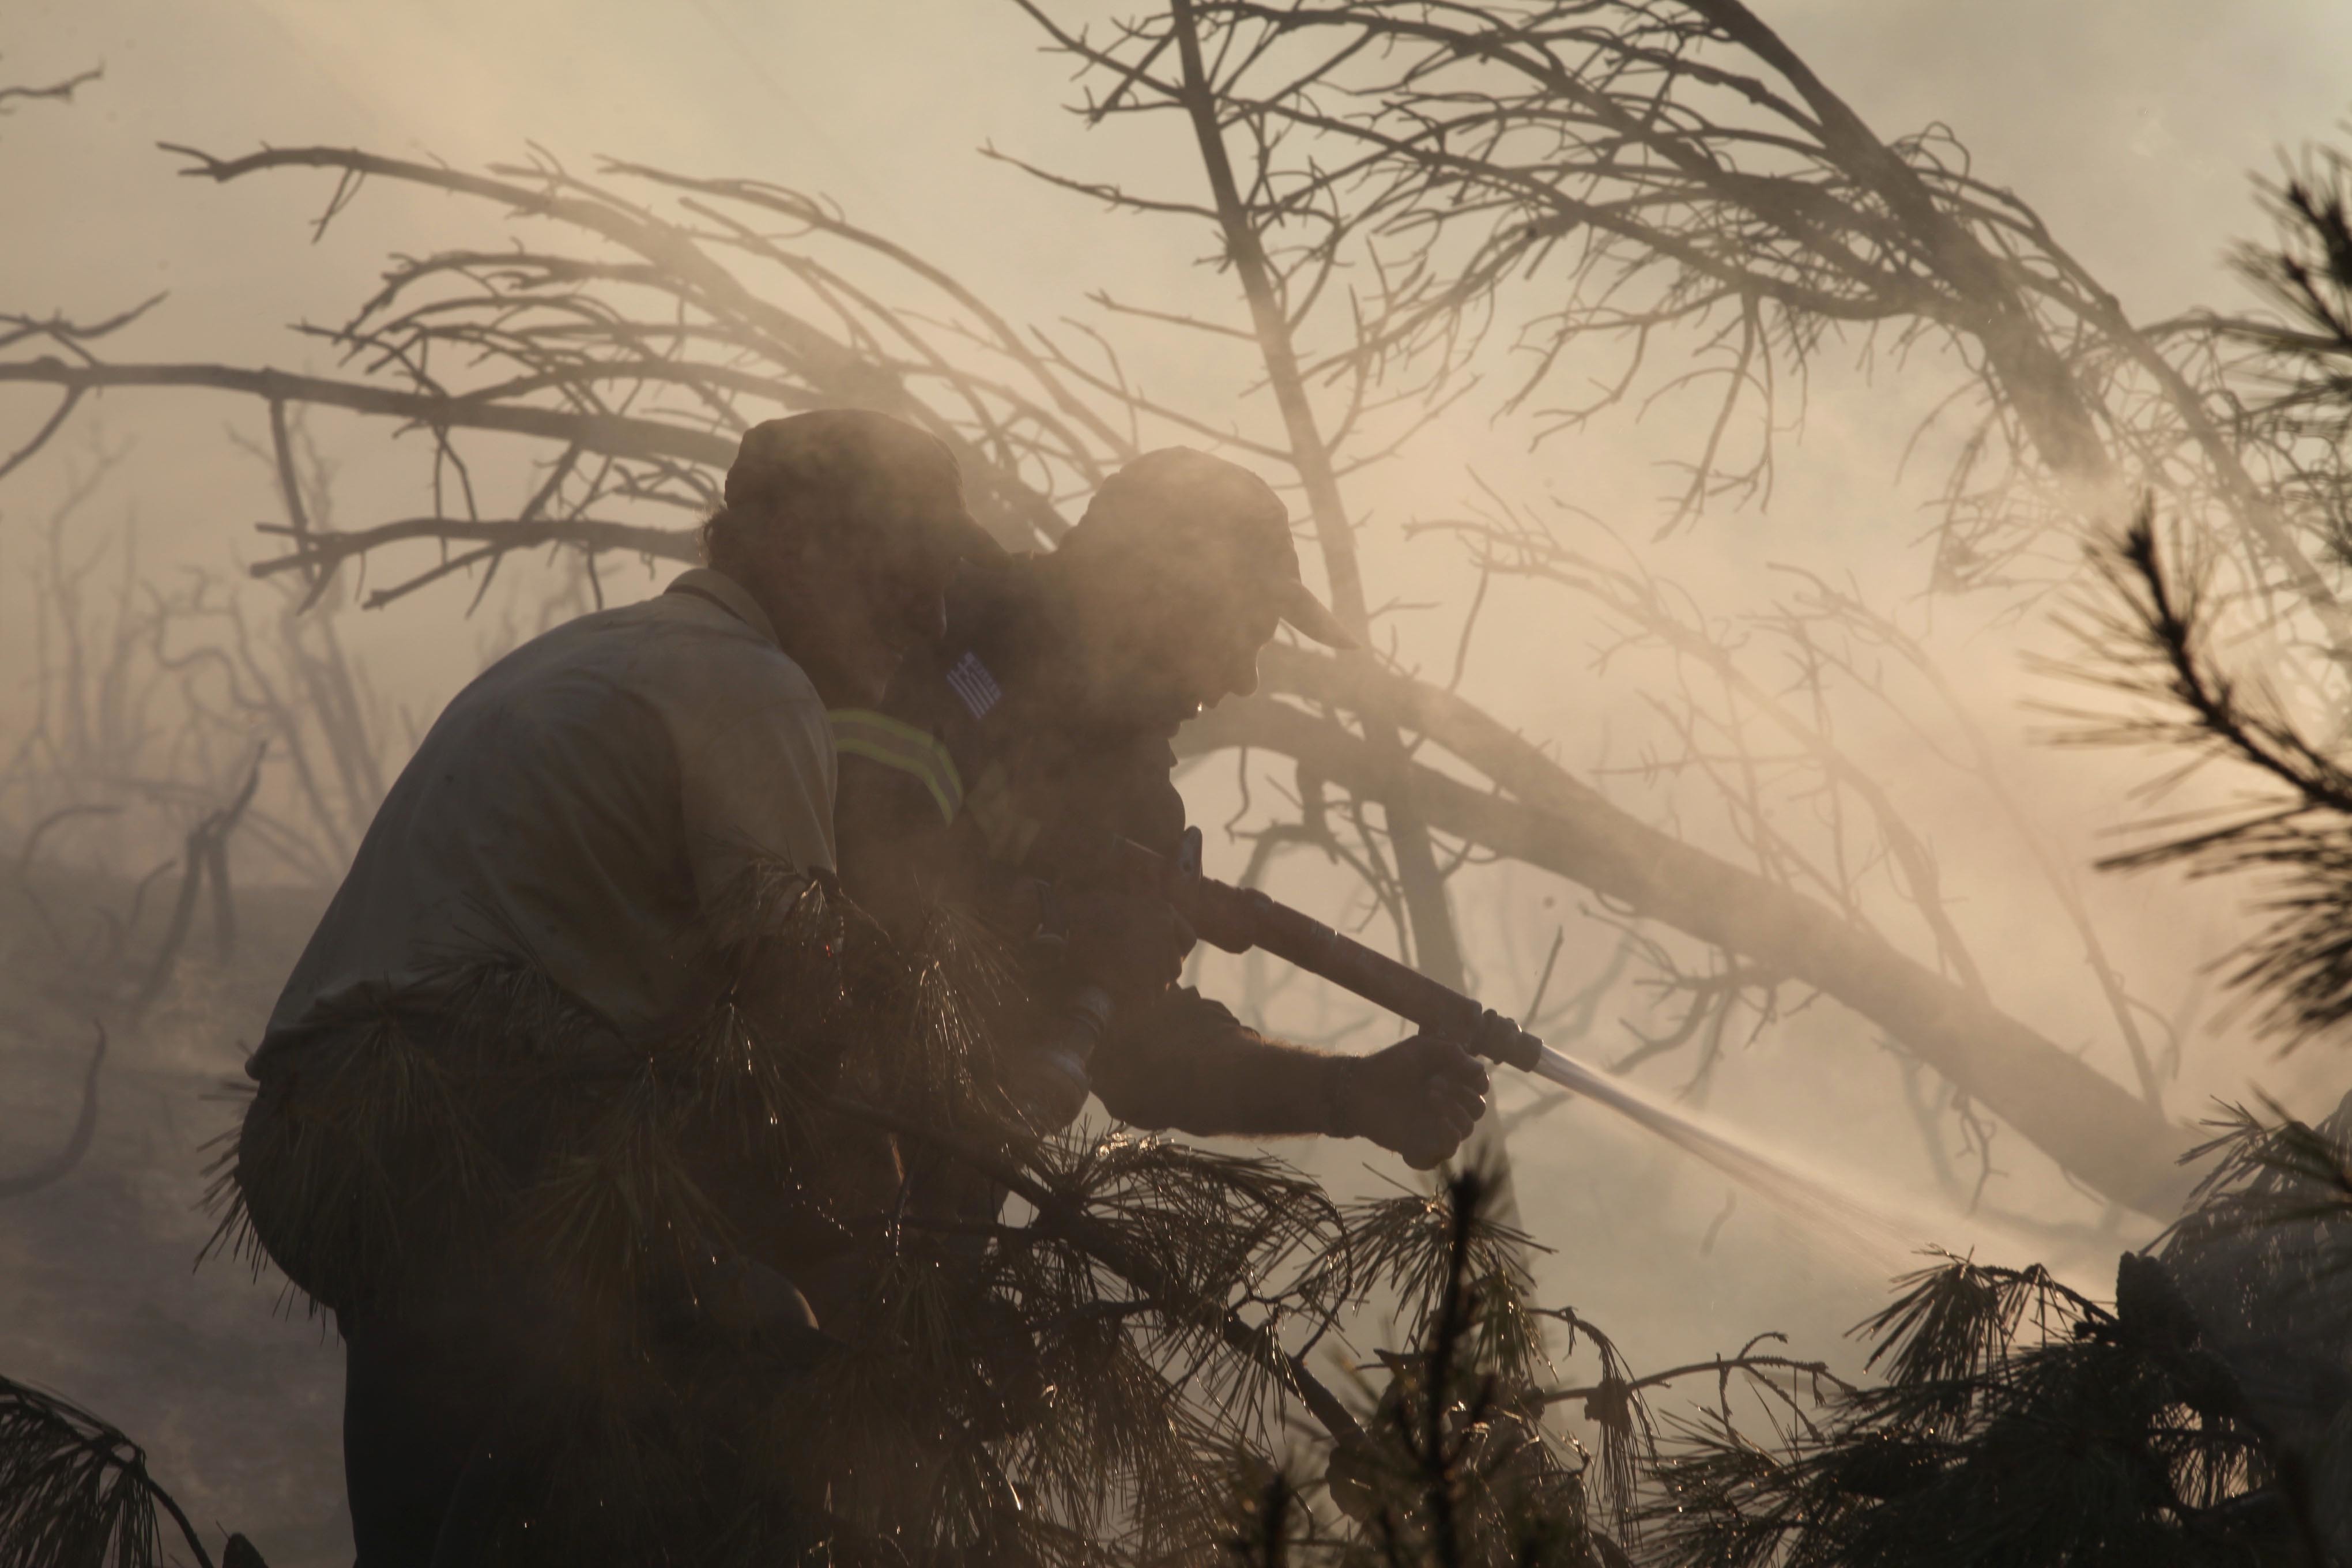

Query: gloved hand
[1059,886,1196,1008]
[664,1253,839,1371]
[1330,1034,1491,1170]
[687,1253,822,1339]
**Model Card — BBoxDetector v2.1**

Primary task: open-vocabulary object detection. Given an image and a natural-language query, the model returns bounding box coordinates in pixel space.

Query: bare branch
[0,63,102,118]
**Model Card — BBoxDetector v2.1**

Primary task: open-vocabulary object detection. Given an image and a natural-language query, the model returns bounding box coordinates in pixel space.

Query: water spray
[1523,1043,1914,1273]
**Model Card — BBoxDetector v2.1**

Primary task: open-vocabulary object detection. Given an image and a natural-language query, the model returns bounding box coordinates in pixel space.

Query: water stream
[1530,1043,1921,1277]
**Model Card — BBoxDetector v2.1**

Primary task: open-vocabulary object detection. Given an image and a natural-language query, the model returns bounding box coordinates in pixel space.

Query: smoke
[5,3,2352,1562]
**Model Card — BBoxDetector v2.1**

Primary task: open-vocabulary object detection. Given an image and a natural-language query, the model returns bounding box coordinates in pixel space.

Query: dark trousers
[341,1282,824,1567]
[341,1291,560,1568]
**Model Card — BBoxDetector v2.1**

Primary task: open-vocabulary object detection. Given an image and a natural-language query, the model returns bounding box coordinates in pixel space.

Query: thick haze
[3,3,2351,1563]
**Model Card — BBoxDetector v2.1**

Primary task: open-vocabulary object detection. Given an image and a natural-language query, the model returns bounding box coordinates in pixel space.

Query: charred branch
[0,1025,104,1200]
[1080,0,2349,626]
[0,357,737,469]
[129,752,263,1018]
[0,63,103,119]
[1181,689,2195,1214]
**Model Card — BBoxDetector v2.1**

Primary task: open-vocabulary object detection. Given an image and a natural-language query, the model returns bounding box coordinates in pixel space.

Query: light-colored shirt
[252,569,836,1069]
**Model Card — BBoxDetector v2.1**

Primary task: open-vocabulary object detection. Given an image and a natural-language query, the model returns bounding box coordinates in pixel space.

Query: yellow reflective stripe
[827,708,964,824]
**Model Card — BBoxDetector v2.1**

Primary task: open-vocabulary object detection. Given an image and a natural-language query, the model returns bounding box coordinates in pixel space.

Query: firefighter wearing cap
[231,409,993,1567]
[834,447,1491,1167]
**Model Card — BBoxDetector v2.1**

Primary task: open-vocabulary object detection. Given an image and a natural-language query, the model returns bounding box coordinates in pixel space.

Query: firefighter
[832,447,1491,1167]
[228,409,995,1567]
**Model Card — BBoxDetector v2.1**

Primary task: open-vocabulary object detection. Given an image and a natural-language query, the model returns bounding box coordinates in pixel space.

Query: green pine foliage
[1639,1098,2352,1567]
[177,861,1665,1567]
[0,1375,182,1568]
[0,1372,265,1568]
[1645,1252,2294,1566]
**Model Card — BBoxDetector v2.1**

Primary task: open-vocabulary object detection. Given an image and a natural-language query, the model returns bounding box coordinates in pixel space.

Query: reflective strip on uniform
[828,708,964,824]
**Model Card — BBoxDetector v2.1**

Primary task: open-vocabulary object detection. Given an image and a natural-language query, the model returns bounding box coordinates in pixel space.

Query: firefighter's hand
[1332,1034,1491,1170]
[683,1254,826,1345]
[1062,888,1196,1006]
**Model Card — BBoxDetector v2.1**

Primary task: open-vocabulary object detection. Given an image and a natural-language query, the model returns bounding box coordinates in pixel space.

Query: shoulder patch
[944,650,1004,721]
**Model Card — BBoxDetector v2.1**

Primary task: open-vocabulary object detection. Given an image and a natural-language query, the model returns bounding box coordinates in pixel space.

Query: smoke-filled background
[3,3,2350,1562]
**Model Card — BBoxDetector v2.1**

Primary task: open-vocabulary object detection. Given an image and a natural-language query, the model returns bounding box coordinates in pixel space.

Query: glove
[1058,886,1196,1008]
[684,1253,821,1336]
[663,1253,838,1370]
[1330,1034,1491,1170]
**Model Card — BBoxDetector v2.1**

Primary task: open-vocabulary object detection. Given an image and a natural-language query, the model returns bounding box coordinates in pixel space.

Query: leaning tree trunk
[1185,650,2198,1218]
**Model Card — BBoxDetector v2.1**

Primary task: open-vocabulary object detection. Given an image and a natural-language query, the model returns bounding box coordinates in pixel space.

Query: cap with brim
[1272,576,1358,651]
[726,409,1003,564]
[922,507,1006,567]
[1075,447,1359,651]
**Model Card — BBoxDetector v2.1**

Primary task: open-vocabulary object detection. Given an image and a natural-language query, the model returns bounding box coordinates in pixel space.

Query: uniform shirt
[832,556,1258,1137]
[834,555,1187,926]
[252,568,836,1072]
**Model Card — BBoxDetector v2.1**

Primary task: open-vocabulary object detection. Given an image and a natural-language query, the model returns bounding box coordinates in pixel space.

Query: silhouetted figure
[834,447,1490,1165]
[225,410,990,1567]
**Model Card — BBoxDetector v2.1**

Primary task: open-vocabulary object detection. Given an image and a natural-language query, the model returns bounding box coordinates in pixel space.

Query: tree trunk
[1186,667,2197,1218]
[1162,0,1466,986]
[1164,0,1506,1190]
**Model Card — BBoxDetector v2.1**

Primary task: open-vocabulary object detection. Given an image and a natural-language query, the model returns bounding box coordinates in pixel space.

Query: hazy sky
[7,0,2347,630]
[1,0,2339,706]
[9,1,2349,365]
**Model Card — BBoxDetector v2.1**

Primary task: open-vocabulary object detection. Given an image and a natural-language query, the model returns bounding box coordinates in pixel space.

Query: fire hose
[1032,828,1907,1268]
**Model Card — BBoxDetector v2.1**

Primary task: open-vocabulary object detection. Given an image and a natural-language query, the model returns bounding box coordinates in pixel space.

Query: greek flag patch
[945,650,1004,720]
